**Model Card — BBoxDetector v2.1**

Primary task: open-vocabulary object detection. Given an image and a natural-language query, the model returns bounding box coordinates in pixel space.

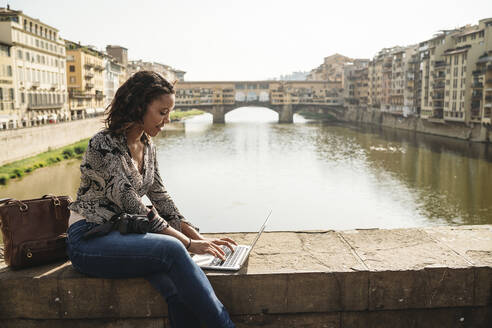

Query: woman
[67,70,236,327]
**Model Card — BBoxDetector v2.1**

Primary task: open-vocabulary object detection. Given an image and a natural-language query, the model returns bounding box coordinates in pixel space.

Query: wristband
[186,237,192,250]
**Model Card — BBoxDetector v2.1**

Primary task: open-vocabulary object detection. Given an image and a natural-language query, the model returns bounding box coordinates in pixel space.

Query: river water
[1,107,491,232]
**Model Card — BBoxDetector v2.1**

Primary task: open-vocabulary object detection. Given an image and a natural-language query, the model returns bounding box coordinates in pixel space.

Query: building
[389,45,419,116]
[443,18,492,124]
[127,59,185,82]
[343,59,369,108]
[106,45,127,67]
[106,45,127,84]
[0,7,68,128]
[0,42,15,129]
[307,54,352,85]
[65,40,105,119]
[103,53,124,107]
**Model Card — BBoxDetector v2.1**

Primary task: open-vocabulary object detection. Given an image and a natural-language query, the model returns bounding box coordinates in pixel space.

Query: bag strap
[0,198,14,205]
[44,195,67,221]
[0,198,29,212]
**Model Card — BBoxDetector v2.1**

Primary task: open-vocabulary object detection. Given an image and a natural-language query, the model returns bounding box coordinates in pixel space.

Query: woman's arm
[159,225,230,260]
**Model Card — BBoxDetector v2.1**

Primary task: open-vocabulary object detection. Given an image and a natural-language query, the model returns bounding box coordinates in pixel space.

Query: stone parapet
[1,225,491,327]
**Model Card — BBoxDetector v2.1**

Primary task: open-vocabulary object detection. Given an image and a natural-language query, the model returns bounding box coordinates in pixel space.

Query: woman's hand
[188,237,238,261]
[207,237,237,252]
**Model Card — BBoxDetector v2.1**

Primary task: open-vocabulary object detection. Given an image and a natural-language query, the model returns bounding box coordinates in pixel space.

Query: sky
[5,0,492,81]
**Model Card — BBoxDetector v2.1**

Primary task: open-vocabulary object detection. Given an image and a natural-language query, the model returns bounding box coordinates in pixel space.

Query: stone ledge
[1,225,491,327]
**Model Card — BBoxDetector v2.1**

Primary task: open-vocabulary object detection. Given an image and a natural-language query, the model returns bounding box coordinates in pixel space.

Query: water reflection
[1,108,490,232]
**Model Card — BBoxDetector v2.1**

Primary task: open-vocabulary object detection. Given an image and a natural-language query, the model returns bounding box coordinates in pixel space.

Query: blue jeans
[67,220,235,328]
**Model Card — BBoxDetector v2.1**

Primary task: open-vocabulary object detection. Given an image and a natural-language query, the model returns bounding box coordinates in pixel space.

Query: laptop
[192,210,272,271]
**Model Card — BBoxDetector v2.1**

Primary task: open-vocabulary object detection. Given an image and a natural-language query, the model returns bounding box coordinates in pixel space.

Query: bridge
[174,81,344,123]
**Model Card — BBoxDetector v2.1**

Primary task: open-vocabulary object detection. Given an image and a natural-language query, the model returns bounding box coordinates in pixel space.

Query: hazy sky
[6,0,492,80]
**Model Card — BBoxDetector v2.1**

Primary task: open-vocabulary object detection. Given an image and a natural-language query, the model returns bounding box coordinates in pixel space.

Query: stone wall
[0,118,106,166]
[0,120,186,166]
[1,225,491,327]
[339,107,492,143]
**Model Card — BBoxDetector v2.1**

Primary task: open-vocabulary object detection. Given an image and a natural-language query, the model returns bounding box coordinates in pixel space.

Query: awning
[0,114,18,123]
[95,107,105,113]
[85,108,95,114]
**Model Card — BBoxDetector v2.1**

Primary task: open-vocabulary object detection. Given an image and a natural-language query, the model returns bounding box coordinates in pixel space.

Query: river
[1,107,491,232]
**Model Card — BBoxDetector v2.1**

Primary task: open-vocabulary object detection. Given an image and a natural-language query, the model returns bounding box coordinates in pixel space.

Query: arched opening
[225,106,278,123]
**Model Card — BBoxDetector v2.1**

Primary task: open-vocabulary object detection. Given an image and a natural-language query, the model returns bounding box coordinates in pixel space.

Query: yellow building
[65,40,105,119]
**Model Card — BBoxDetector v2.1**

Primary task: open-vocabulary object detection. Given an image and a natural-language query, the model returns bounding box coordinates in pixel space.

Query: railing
[69,90,92,99]
[434,61,447,68]
[27,103,63,110]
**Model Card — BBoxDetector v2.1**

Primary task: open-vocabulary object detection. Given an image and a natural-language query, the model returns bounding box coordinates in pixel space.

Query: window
[7,65,12,77]
[21,92,25,103]
[479,31,484,38]
[69,65,75,72]
[25,51,30,60]
[17,50,22,59]
[453,91,457,100]
[454,56,458,65]
[471,33,476,40]
[0,44,10,57]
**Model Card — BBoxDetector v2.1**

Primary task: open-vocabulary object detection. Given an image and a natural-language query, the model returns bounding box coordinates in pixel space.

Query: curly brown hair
[104,70,176,143]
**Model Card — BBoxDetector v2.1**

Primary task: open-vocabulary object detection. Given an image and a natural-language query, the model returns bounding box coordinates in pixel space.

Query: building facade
[127,59,185,82]
[65,40,104,119]
[0,7,68,128]
[103,53,124,107]
[0,42,15,128]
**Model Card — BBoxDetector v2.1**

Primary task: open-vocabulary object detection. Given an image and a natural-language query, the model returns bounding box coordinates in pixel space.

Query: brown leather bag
[0,195,71,269]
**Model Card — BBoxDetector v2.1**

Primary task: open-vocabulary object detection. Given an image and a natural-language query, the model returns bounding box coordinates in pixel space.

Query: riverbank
[0,110,204,186]
[338,107,492,143]
[0,139,88,186]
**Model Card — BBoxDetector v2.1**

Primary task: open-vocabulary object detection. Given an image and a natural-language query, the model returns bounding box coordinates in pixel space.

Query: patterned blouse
[68,130,196,233]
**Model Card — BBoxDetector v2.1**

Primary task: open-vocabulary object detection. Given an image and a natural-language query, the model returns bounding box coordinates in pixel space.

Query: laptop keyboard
[210,245,248,268]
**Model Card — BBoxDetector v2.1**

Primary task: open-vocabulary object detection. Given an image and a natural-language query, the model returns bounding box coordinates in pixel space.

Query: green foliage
[0,138,90,185]
[13,169,23,178]
[170,109,204,121]
[62,148,74,159]
[74,145,86,155]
